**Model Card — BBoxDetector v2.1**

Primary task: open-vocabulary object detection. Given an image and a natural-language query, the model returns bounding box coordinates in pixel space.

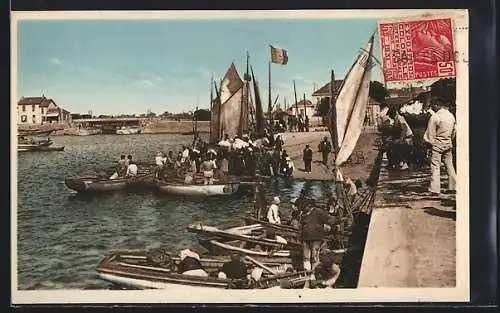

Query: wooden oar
[244,255,277,275]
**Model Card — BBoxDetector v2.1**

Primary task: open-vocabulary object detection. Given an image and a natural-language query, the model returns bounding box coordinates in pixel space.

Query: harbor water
[16,134,341,290]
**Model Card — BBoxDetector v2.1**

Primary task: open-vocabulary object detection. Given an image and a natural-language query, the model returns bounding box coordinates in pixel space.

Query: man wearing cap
[318,137,332,167]
[303,144,313,174]
[267,196,281,224]
[300,199,336,271]
[423,97,457,195]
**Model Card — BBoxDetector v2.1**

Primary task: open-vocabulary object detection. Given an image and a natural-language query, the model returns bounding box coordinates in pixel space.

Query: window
[41,108,44,114]
[32,115,36,124]
[21,115,27,123]
[32,104,35,112]
[22,105,26,112]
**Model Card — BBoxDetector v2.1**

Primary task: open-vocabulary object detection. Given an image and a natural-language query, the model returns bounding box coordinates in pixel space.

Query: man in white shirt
[126,161,138,177]
[181,145,190,163]
[423,98,457,194]
[267,196,281,224]
[155,152,165,178]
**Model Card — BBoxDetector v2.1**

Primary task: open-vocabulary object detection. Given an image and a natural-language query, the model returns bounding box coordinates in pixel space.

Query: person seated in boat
[126,160,138,177]
[155,152,165,178]
[109,154,128,179]
[267,196,281,225]
[218,251,248,280]
[177,249,208,277]
[200,154,215,185]
[166,151,175,169]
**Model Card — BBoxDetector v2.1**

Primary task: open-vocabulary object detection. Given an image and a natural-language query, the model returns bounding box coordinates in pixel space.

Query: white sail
[335,36,374,167]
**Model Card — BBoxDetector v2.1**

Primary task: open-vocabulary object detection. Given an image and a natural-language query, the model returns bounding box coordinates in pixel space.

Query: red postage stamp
[378,17,456,82]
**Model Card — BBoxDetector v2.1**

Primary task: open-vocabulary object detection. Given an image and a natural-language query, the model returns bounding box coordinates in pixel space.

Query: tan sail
[334,36,375,167]
[219,63,245,139]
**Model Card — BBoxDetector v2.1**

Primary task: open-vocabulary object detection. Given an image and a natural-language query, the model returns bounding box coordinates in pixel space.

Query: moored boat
[116,126,141,135]
[97,248,311,290]
[64,173,154,193]
[154,178,240,197]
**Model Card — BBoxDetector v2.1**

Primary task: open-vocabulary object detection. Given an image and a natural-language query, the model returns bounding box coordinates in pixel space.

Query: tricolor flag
[270,45,288,65]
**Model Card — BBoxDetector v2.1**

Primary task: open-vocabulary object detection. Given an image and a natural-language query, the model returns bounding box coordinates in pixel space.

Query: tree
[315,97,331,125]
[430,78,456,104]
[369,81,389,105]
[194,109,211,121]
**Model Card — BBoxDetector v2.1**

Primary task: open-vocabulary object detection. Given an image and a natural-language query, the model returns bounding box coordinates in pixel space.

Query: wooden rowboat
[64,173,154,193]
[97,249,311,290]
[188,223,302,251]
[154,179,240,197]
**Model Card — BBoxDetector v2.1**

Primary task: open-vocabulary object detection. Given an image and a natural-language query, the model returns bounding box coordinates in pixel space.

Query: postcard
[11,9,469,304]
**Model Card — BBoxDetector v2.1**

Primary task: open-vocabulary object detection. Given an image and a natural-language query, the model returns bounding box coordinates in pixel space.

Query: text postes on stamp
[378,17,456,82]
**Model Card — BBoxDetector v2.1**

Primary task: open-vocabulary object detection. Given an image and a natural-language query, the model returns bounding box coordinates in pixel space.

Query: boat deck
[358,159,456,288]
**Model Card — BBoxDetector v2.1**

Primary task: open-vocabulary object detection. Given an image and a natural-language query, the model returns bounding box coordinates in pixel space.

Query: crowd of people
[378,97,457,195]
[268,114,312,133]
[145,129,297,185]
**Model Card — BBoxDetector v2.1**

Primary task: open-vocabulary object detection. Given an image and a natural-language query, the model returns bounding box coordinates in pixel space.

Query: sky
[16,17,384,115]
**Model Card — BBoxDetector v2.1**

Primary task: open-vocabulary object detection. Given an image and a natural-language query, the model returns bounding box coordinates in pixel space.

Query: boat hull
[97,249,308,290]
[18,146,64,152]
[64,174,154,193]
[155,180,240,196]
[116,128,141,135]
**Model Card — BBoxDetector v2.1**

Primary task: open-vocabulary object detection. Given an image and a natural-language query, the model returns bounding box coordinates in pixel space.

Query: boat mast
[209,74,214,142]
[293,80,298,118]
[330,69,339,169]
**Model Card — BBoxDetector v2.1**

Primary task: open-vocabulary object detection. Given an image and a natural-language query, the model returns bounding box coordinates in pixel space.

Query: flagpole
[268,60,272,129]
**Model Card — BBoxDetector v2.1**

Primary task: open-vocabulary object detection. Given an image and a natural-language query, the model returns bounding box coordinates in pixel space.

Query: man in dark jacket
[303,144,313,174]
[300,199,336,271]
[318,137,332,167]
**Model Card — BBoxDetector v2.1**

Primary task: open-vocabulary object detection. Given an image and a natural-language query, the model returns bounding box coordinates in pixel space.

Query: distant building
[287,99,316,118]
[17,96,71,125]
[311,79,344,105]
[312,79,382,128]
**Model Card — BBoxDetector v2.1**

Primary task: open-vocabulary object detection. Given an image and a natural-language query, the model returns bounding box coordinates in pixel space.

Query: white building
[287,99,316,118]
[17,96,71,125]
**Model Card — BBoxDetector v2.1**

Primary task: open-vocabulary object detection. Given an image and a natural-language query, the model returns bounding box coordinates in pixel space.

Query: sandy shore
[282,129,379,181]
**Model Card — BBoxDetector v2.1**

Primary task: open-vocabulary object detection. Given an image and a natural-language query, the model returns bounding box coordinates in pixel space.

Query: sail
[334,36,375,167]
[251,66,264,135]
[209,81,221,143]
[219,63,245,139]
